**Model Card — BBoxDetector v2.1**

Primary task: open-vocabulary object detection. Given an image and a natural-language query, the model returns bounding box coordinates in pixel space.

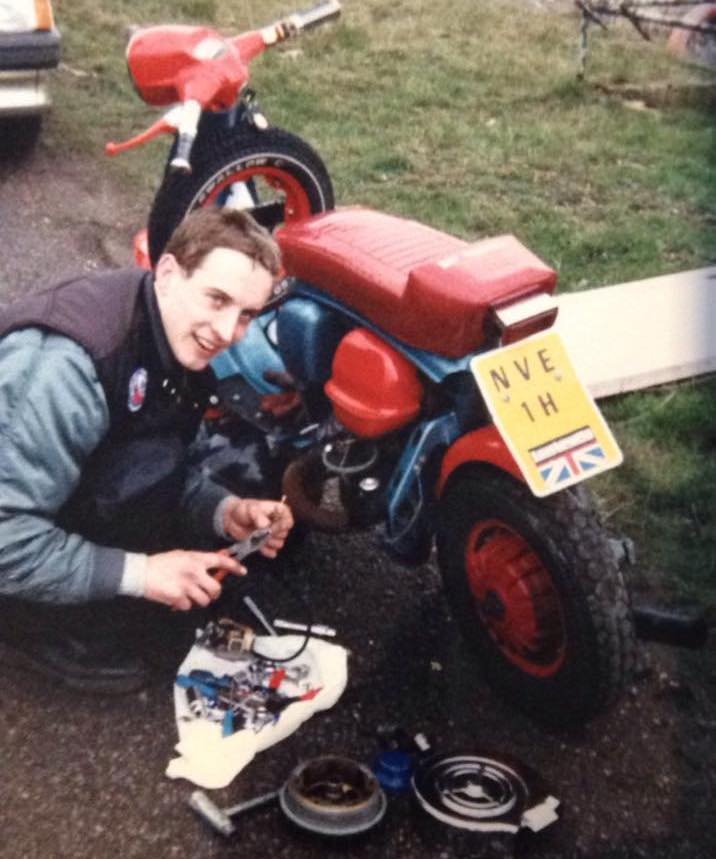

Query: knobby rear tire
[437,466,636,727]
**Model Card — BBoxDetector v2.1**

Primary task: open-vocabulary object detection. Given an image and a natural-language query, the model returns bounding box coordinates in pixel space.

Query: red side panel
[277,208,556,358]
[437,425,524,495]
[324,328,423,438]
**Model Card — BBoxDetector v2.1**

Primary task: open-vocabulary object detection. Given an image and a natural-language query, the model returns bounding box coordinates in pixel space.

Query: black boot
[0,598,149,695]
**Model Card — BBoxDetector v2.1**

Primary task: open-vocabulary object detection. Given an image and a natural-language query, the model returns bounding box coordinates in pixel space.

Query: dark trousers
[0,421,283,664]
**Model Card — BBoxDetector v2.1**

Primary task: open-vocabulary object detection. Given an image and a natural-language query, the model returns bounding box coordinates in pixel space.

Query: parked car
[0,0,60,150]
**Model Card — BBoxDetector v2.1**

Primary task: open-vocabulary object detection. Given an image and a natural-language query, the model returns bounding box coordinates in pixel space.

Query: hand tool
[213,495,290,581]
[243,595,278,636]
[273,619,337,637]
[212,527,272,583]
[189,789,279,837]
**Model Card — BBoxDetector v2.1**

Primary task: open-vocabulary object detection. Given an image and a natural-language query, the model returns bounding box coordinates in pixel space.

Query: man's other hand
[144,550,244,611]
[222,497,294,558]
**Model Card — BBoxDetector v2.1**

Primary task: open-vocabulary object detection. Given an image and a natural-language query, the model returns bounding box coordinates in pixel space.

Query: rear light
[34,1,54,30]
[492,292,558,345]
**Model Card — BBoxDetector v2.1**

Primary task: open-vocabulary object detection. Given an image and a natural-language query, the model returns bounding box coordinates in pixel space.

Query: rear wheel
[437,466,635,726]
[147,124,334,265]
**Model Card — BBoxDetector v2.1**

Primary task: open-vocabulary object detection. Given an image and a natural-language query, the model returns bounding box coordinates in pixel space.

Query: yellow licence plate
[470,331,622,497]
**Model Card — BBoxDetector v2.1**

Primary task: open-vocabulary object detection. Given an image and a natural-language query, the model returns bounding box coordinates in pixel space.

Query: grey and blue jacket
[0,269,230,603]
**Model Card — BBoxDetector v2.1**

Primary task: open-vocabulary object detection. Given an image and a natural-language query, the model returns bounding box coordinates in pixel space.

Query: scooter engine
[322,437,392,528]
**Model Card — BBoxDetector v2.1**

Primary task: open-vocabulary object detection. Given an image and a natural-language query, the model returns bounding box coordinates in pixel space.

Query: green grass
[50,0,716,605]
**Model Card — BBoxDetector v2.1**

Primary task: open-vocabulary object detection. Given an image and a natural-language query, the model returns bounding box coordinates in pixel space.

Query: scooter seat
[276,207,556,358]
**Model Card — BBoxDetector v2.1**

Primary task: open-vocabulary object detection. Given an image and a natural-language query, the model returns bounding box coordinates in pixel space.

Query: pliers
[226,527,273,561]
[213,527,272,583]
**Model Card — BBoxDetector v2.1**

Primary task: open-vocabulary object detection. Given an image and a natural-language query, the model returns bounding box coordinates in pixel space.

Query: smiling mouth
[194,334,223,356]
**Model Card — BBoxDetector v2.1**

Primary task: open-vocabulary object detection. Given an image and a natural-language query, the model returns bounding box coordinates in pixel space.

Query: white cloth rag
[166,633,348,789]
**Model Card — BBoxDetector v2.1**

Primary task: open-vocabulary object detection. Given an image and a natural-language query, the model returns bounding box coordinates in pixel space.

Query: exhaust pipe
[281,448,349,533]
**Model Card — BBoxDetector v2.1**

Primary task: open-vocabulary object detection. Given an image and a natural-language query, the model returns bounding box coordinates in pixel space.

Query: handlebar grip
[290,0,341,31]
[170,132,195,173]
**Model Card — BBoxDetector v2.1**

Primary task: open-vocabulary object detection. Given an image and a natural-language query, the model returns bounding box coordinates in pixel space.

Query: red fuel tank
[324,329,423,438]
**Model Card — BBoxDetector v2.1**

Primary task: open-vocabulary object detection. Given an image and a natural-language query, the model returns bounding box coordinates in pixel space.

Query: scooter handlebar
[287,0,342,32]
[264,0,341,43]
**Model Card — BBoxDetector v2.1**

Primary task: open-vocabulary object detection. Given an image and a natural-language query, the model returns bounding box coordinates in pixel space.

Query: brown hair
[163,208,281,277]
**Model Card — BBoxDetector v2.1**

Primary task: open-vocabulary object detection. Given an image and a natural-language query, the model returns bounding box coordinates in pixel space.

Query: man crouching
[0,209,293,692]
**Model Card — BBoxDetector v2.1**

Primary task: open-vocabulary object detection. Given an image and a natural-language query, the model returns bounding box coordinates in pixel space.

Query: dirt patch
[0,139,714,859]
[0,140,145,301]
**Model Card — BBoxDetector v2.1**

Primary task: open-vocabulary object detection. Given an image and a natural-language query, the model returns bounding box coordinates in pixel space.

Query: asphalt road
[0,139,714,859]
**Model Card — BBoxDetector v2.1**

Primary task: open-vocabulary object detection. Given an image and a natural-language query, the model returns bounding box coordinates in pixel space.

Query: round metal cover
[412,753,531,834]
[279,755,387,836]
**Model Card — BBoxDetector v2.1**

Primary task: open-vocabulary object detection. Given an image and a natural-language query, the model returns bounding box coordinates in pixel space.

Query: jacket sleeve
[0,329,126,603]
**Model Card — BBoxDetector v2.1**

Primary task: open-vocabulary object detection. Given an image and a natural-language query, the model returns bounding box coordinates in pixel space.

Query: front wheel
[147,124,334,265]
[437,466,635,726]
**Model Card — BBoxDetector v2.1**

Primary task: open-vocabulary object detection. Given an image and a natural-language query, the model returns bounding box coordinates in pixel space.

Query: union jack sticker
[531,427,606,490]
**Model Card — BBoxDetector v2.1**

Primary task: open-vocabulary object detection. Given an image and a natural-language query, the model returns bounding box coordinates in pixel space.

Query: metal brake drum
[279,755,387,836]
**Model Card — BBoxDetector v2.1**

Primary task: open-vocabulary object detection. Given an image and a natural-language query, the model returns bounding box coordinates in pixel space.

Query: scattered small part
[175,647,321,735]
[373,749,413,792]
[413,732,431,754]
[196,618,255,659]
[268,668,287,690]
[412,751,559,835]
[243,596,278,637]
[189,788,279,836]
[273,619,337,637]
[186,685,207,718]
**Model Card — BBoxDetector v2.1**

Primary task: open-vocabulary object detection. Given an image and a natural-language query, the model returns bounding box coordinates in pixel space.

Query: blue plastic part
[222,709,234,737]
[211,313,286,394]
[276,296,346,384]
[175,674,218,702]
[383,412,461,547]
[373,750,414,793]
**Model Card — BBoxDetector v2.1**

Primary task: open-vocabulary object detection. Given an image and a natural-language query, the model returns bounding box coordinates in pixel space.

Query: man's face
[154,247,274,371]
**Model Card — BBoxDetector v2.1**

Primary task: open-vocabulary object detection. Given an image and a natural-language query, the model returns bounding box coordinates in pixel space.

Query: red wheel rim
[199,165,314,223]
[464,519,566,677]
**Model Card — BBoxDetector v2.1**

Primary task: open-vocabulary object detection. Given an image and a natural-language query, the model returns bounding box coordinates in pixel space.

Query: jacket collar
[141,271,217,403]
[143,271,181,378]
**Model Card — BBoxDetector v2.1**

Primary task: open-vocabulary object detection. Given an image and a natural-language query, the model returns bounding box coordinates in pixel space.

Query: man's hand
[144,550,244,611]
[222,496,294,558]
